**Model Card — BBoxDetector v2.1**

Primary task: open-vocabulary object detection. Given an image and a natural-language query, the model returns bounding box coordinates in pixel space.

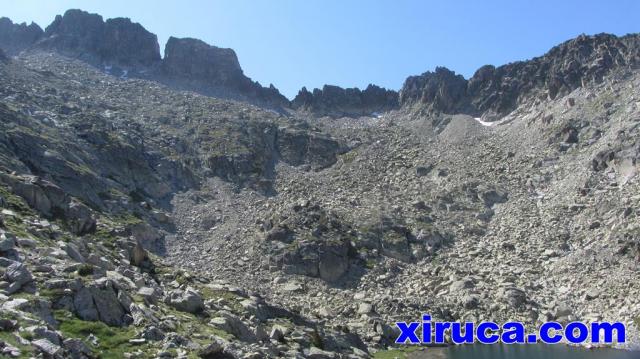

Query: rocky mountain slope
[1,8,640,359]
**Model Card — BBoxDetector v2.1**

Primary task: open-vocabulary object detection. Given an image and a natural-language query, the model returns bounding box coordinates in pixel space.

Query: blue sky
[2,0,638,99]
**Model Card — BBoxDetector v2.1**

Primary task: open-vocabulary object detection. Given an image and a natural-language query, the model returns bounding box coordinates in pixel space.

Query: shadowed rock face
[292,84,398,117]
[400,33,640,118]
[102,18,161,67]
[38,9,161,69]
[162,37,243,85]
[0,17,44,55]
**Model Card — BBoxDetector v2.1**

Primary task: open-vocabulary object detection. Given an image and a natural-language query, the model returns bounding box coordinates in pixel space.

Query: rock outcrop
[261,202,354,282]
[400,33,640,118]
[0,173,96,235]
[0,17,43,55]
[160,37,289,108]
[292,84,398,117]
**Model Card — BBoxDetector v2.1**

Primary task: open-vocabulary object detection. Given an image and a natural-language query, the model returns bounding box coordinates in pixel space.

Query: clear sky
[1,1,638,99]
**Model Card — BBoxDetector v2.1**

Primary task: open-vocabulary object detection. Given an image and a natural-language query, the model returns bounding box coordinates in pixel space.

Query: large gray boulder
[32,339,63,358]
[210,311,256,342]
[73,279,129,326]
[66,200,96,235]
[4,261,33,294]
[129,222,163,253]
[166,288,204,313]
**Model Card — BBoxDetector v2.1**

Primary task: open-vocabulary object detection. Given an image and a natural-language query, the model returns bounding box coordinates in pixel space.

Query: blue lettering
[395,322,420,344]
[476,322,500,344]
[501,322,525,344]
[451,322,475,344]
[539,322,563,344]
[422,314,432,343]
[434,322,451,343]
[591,322,626,344]
[565,322,589,344]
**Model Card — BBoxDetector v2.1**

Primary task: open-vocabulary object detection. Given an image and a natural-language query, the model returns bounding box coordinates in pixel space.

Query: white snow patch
[473,117,496,127]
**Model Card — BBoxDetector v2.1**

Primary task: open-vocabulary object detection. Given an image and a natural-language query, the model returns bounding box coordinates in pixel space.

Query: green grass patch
[55,310,153,359]
[114,213,144,226]
[0,185,34,214]
[0,331,34,358]
[2,215,33,239]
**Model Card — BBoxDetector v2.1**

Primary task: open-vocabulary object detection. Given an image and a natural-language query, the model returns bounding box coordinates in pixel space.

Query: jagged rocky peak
[400,33,640,118]
[466,33,640,117]
[37,9,161,69]
[0,17,44,55]
[399,66,470,114]
[291,83,398,117]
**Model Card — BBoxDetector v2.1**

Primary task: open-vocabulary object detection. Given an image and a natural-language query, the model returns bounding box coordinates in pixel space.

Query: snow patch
[473,117,496,127]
